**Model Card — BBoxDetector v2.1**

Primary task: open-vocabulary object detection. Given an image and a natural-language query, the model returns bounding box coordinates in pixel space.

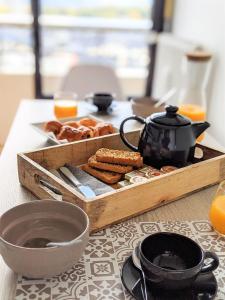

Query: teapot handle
[120,116,145,151]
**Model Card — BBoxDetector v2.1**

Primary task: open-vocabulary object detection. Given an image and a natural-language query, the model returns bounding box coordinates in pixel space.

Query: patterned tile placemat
[15,221,225,300]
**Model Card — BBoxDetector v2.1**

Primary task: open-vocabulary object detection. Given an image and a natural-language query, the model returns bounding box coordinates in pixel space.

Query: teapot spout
[192,121,210,139]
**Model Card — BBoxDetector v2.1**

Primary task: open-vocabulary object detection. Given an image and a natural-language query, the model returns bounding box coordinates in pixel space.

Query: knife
[59,167,96,198]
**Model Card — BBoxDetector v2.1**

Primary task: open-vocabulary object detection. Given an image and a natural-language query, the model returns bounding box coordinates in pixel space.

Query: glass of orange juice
[178,104,206,142]
[210,181,225,235]
[54,91,78,119]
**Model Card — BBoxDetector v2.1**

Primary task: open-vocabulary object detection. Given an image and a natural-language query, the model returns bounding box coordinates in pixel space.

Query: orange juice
[210,195,225,234]
[178,104,206,142]
[178,104,206,121]
[54,100,78,119]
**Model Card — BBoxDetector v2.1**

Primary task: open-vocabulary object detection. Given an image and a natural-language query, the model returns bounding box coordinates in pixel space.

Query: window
[40,0,152,78]
[0,0,165,98]
[0,0,33,73]
[0,1,152,76]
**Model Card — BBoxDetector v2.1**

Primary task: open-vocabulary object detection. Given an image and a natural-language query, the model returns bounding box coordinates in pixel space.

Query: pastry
[63,121,79,128]
[44,120,62,135]
[95,123,114,136]
[89,126,100,137]
[44,118,114,141]
[57,126,82,142]
[78,126,93,139]
[79,118,97,127]
[96,148,143,168]
[82,164,122,184]
[88,155,133,174]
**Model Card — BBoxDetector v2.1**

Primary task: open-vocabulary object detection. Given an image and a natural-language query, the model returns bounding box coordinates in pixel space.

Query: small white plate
[31,115,118,145]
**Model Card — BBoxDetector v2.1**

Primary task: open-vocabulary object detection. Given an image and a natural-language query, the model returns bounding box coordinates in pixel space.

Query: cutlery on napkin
[59,166,96,198]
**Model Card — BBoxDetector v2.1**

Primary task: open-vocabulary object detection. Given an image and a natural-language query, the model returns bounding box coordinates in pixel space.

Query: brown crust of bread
[82,164,122,184]
[95,148,143,168]
[88,155,133,174]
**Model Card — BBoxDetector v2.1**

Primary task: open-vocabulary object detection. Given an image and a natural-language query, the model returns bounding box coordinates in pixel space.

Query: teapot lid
[150,105,191,126]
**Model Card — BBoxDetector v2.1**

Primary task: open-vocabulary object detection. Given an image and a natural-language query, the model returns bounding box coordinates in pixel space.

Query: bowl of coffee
[0,200,89,278]
[139,232,219,290]
[85,92,114,111]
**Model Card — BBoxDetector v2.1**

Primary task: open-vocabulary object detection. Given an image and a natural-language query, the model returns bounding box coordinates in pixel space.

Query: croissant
[44,120,62,135]
[95,123,114,136]
[89,126,99,137]
[63,121,79,128]
[57,126,83,142]
[79,118,97,127]
[78,126,94,139]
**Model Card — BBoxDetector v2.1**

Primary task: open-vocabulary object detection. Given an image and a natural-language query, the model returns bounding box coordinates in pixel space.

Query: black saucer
[95,102,117,115]
[121,256,218,300]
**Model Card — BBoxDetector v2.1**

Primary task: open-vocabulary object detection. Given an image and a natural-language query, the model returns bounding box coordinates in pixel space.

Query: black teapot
[120,105,210,168]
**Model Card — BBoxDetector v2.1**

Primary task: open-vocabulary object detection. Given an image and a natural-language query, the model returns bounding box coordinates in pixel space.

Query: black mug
[139,232,219,290]
[85,92,114,111]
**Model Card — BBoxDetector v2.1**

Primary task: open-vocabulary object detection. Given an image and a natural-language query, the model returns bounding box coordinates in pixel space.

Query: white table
[0,99,224,299]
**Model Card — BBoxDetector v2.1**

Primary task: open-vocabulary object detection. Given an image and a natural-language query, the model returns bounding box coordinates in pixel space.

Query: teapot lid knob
[150,105,191,126]
[165,105,178,114]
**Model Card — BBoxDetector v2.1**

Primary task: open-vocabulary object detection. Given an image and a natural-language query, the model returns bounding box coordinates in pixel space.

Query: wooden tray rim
[18,129,225,203]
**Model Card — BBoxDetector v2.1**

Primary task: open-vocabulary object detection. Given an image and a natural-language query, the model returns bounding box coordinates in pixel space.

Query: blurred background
[0,0,224,149]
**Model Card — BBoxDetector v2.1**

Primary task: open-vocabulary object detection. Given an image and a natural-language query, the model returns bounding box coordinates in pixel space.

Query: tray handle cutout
[34,174,63,200]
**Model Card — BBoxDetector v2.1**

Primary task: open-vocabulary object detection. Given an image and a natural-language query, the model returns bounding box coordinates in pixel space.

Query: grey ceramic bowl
[131,97,164,118]
[0,200,89,278]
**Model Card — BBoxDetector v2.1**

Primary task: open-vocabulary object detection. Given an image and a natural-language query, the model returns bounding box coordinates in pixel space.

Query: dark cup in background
[139,232,219,290]
[85,92,114,111]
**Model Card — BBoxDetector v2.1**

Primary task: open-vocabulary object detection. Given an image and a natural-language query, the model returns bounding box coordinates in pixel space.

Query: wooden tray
[17,130,225,232]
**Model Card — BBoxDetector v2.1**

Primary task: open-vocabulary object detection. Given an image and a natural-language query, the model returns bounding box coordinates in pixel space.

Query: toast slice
[82,164,122,184]
[88,155,133,174]
[95,148,143,168]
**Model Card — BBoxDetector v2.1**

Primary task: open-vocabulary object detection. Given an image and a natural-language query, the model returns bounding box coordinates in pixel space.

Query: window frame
[31,0,167,99]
